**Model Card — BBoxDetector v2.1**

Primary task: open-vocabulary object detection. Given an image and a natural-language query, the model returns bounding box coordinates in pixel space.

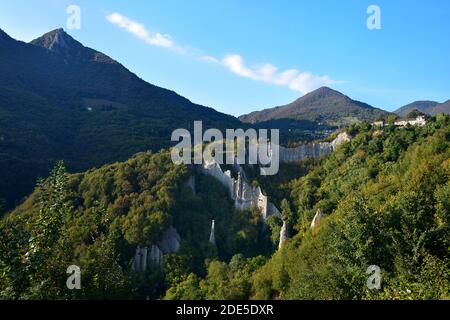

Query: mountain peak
[239,86,389,126]
[0,28,13,41]
[30,28,81,53]
[30,28,118,65]
[291,86,347,106]
[312,86,339,95]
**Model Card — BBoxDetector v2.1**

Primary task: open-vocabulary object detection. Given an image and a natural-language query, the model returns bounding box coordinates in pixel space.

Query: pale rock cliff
[311,209,323,229]
[209,220,216,246]
[201,158,280,220]
[278,132,350,163]
[131,226,181,272]
[278,218,289,249]
[158,226,181,253]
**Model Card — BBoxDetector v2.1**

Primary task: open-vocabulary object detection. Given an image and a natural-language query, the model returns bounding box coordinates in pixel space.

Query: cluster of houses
[372,115,427,128]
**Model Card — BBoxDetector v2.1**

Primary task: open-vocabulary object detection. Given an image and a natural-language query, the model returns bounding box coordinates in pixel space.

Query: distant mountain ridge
[239,87,390,127]
[0,27,242,210]
[394,100,450,117]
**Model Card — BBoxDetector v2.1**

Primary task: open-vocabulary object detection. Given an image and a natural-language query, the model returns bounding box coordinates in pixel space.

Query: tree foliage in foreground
[251,115,450,299]
[0,151,272,299]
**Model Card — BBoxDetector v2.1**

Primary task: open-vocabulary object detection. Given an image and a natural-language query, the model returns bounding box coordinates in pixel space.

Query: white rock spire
[311,209,323,229]
[209,219,216,246]
[278,217,289,249]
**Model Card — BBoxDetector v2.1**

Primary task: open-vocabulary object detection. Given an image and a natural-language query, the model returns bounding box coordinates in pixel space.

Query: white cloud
[201,55,219,63]
[221,54,335,94]
[222,54,254,78]
[106,12,337,94]
[107,12,181,51]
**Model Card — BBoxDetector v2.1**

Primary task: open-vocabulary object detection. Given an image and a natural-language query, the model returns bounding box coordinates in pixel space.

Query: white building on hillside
[394,115,427,127]
[371,115,427,128]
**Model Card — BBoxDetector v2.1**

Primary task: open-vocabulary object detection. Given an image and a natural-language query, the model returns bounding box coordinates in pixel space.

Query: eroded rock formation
[278,132,350,163]
[279,143,332,163]
[201,158,280,220]
[209,220,216,246]
[131,226,181,272]
[311,209,323,229]
[158,226,181,253]
[131,132,349,271]
[199,133,351,220]
[278,218,289,250]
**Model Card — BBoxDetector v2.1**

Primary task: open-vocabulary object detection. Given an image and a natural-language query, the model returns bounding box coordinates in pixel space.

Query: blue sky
[1,0,449,116]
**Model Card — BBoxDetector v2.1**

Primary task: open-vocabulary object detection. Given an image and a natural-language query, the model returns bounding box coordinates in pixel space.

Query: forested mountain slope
[1,114,448,300]
[168,115,450,300]
[0,150,271,299]
[0,28,242,210]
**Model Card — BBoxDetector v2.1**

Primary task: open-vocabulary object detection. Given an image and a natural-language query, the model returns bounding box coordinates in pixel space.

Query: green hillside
[168,115,450,300]
[0,150,272,299]
[1,115,448,300]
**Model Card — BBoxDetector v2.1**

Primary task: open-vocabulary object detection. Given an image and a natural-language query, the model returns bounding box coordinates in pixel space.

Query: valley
[0,26,449,301]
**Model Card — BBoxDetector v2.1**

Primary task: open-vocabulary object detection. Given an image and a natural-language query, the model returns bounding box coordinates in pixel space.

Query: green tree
[165,273,204,300]
[387,114,398,125]
[406,109,424,119]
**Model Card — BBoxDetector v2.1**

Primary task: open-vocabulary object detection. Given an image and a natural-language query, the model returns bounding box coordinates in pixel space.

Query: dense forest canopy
[0,150,273,299]
[1,115,449,299]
